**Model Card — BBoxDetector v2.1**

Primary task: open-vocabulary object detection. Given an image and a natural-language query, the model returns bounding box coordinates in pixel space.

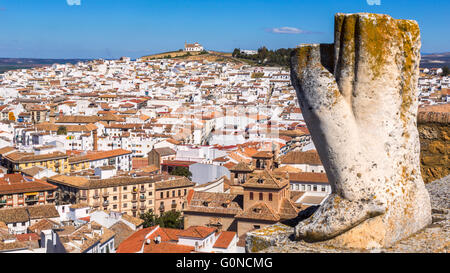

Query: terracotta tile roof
[178,226,216,239]
[143,242,194,253]
[153,147,176,156]
[289,172,329,184]
[280,150,322,165]
[109,221,134,249]
[251,151,273,158]
[5,151,68,163]
[184,191,243,215]
[56,116,100,124]
[243,170,289,189]
[27,204,60,220]
[116,226,157,253]
[99,227,116,244]
[0,207,29,223]
[228,152,251,164]
[278,199,300,220]
[121,214,144,227]
[273,165,302,174]
[160,160,197,167]
[137,165,159,173]
[0,174,57,195]
[20,166,46,177]
[68,149,131,163]
[35,123,98,133]
[229,162,254,172]
[155,176,195,190]
[0,146,16,155]
[0,240,30,251]
[15,233,40,242]
[28,218,60,234]
[213,231,236,249]
[235,202,280,222]
[223,161,237,170]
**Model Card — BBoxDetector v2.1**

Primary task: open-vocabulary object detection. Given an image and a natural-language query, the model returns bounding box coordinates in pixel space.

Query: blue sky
[0,0,449,59]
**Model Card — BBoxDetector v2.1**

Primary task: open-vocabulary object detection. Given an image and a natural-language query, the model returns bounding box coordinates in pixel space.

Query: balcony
[102,192,109,197]
[103,200,109,206]
[46,195,55,200]
[93,194,100,199]
[131,199,138,203]
[140,205,146,211]
[131,207,138,211]
[25,197,39,203]
[139,195,146,201]
[139,188,146,193]
[171,204,177,209]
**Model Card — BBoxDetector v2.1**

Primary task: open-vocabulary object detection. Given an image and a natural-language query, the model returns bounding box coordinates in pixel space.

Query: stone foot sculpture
[290,13,432,248]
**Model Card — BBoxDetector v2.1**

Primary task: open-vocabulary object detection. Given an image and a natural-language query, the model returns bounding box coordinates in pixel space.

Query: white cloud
[266,27,308,34]
[67,0,81,6]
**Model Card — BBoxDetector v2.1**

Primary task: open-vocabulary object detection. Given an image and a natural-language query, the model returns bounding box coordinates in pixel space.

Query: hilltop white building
[184,42,204,52]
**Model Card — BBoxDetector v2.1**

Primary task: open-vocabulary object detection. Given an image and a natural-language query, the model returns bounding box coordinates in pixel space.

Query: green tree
[140,209,157,228]
[139,209,183,229]
[232,48,241,58]
[57,126,67,135]
[441,66,449,76]
[157,210,183,229]
[169,166,192,179]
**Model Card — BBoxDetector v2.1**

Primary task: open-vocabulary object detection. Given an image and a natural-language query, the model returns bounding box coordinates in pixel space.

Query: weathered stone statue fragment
[290,13,432,248]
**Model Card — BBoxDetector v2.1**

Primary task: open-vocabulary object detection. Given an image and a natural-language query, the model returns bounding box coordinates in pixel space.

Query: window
[113,187,117,192]
[178,190,181,196]
[313,185,317,191]
[269,193,273,201]
[113,196,117,201]
[123,186,127,190]
[166,191,169,198]
[148,192,152,196]
[123,195,127,199]
[307,185,311,191]
[160,192,163,198]
[184,189,187,195]
[253,225,260,230]
[123,203,127,208]
[249,192,253,200]
[322,186,326,192]
[172,190,175,197]
[259,192,263,201]
[113,205,117,209]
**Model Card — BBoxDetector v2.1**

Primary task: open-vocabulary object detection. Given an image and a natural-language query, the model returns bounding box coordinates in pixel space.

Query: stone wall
[418,104,450,183]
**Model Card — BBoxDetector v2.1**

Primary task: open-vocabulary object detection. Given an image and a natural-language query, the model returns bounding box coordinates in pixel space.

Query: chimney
[93,129,98,151]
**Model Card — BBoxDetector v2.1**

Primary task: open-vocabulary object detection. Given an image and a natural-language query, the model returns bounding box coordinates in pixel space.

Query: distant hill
[0,58,91,74]
[141,50,245,64]
[420,52,450,68]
